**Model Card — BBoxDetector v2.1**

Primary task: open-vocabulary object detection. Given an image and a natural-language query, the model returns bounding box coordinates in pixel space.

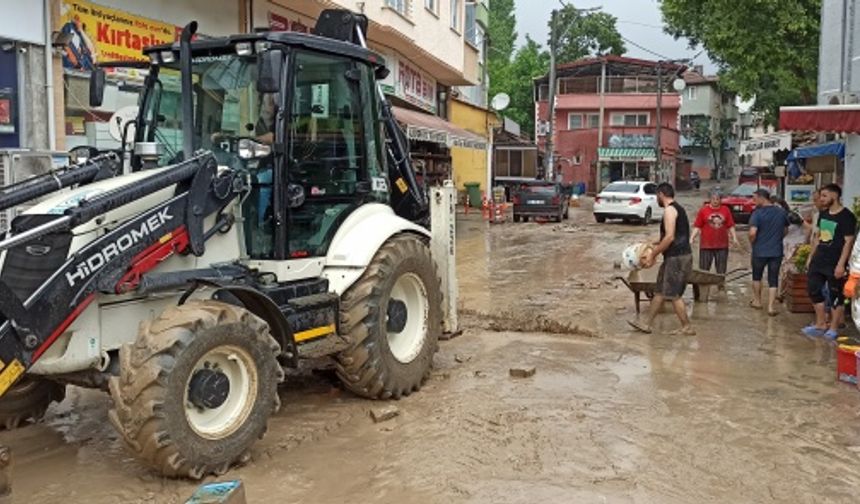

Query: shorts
[699,248,729,275]
[808,270,846,307]
[751,256,782,288]
[656,254,692,300]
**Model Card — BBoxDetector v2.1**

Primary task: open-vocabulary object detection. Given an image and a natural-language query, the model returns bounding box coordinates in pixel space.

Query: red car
[721,182,779,224]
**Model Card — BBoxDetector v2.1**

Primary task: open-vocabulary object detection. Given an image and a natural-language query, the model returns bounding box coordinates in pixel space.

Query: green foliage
[660,0,820,125]
[487,2,626,138]
[552,7,626,63]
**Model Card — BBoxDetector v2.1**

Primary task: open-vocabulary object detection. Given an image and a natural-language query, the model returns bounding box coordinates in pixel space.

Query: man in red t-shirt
[690,189,740,274]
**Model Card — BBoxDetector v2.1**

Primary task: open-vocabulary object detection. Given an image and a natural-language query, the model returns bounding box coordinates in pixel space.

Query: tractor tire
[108,300,283,479]
[336,234,442,400]
[0,378,65,429]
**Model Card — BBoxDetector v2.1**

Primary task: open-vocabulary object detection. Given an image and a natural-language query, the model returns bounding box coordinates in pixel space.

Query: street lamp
[544,3,602,182]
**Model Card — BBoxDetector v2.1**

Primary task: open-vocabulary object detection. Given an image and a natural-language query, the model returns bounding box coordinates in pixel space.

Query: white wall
[0,0,46,45]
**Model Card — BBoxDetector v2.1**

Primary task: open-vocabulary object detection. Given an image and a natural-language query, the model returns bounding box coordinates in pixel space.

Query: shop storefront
[784,141,845,209]
[392,106,486,187]
[55,0,240,151]
[597,147,657,188]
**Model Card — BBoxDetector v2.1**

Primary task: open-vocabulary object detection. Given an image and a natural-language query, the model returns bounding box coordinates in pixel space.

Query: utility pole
[655,61,663,182]
[543,3,602,182]
[545,9,559,181]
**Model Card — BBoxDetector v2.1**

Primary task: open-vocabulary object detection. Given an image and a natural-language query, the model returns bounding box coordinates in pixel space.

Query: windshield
[139,55,264,163]
[730,184,759,197]
[522,185,556,195]
[604,183,639,193]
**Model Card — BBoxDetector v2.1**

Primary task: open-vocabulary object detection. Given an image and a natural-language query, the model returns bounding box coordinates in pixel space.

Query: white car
[593,181,664,225]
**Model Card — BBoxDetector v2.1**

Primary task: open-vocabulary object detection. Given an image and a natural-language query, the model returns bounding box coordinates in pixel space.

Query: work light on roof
[235,42,253,56]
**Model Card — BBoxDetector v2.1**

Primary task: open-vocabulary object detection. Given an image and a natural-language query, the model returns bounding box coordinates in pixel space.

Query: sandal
[768,310,779,317]
[627,320,652,334]
[749,301,763,310]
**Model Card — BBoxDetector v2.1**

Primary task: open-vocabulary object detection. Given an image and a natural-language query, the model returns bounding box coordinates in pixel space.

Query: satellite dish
[673,78,687,92]
[491,93,511,112]
[108,105,139,143]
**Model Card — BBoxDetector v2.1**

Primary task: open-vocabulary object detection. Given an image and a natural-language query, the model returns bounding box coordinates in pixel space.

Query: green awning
[598,147,656,162]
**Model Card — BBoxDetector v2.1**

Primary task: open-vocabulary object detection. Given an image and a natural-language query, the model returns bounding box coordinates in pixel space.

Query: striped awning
[598,147,656,162]
[392,106,488,150]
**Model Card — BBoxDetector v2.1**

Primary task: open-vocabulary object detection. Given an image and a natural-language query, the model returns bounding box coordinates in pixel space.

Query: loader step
[282,292,348,358]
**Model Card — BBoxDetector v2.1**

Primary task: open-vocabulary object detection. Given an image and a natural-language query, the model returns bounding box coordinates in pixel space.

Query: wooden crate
[786,273,815,313]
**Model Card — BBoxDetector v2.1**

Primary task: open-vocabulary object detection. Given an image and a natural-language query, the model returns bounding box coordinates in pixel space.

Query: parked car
[512,182,570,222]
[721,181,779,224]
[738,167,778,186]
[593,181,663,225]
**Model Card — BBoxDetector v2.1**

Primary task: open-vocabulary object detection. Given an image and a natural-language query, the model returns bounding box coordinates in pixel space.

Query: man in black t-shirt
[803,184,857,339]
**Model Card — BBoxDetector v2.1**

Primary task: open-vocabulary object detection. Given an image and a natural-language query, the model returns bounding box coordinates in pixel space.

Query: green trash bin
[464,182,482,207]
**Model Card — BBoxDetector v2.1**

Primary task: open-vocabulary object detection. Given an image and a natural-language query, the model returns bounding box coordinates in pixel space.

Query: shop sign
[59,0,178,71]
[407,126,447,145]
[397,60,437,114]
[739,133,792,155]
[608,134,655,149]
[267,12,310,33]
[0,88,15,135]
[375,49,437,114]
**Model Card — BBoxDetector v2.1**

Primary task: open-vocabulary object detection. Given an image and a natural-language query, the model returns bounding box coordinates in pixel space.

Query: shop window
[509,150,523,177]
[495,149,510,176]
[568,113,583,130]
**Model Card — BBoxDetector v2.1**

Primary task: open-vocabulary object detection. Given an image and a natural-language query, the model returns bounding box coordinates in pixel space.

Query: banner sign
[739,133,792,156]
[59,0,179,71]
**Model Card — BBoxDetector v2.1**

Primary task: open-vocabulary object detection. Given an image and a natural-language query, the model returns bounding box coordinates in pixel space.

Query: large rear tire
[336,234,442,399]
[0,378,65,429]
[109,300,283,479]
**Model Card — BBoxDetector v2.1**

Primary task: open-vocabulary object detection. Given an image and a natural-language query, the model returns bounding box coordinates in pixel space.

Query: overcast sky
[514,0,717,73]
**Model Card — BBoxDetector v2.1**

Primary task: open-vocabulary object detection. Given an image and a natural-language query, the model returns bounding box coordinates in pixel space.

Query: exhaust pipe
[179,22,198,160]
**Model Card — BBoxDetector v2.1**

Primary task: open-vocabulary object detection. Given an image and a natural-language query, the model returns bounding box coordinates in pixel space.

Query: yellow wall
[449,99,491,193]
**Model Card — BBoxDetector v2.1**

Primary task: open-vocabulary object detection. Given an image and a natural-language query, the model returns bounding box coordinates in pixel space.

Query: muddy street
[4,191,860,503]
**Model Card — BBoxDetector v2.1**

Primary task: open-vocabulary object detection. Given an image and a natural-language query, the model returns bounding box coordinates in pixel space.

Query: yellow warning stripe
[0,360,25,397]
[295,324,336,343]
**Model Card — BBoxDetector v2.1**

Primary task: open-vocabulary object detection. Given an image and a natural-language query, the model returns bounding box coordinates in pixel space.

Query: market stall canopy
[779,105,860,133]
[597,147,656,162]
[392,106,487,150]
[787,141,845,161]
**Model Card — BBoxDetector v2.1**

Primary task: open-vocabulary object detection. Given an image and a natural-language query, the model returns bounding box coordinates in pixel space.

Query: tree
[487,0,517,102]
[504,36,550,136]
[552,7,626,63]
[661,0,820,125]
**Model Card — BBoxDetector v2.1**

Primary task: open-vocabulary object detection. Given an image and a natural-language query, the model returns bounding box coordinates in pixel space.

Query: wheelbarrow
[616,267,749,313]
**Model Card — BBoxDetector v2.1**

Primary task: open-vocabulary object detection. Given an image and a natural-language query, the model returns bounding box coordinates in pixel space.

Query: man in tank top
[629,183,695,335]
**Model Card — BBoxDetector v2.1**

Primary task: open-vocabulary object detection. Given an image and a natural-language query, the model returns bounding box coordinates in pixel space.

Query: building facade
[0,0,52,151]
[678,69,739,180]
[534,56,683,192]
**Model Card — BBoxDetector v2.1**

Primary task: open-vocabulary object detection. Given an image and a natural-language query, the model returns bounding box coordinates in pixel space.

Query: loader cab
[134,36,389,262]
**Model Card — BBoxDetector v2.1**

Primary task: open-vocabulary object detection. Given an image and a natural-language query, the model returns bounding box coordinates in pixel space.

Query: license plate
[527,200,543,205]
[734,205,743,211]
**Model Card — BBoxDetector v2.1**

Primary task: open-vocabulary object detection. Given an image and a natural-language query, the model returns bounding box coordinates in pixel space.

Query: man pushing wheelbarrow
[627,183,696,336]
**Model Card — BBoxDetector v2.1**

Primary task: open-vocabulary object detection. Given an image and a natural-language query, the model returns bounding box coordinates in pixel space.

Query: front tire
[595,214,606,223]
[0,378,65,429]
[109,300,283,479]
[336,234,442,400]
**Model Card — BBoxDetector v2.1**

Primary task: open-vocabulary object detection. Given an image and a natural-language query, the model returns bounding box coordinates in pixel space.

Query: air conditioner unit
[825,92,860,105]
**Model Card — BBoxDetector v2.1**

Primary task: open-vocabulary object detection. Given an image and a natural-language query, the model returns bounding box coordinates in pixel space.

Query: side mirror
[90,68,106,107]
[257,49,284,93]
